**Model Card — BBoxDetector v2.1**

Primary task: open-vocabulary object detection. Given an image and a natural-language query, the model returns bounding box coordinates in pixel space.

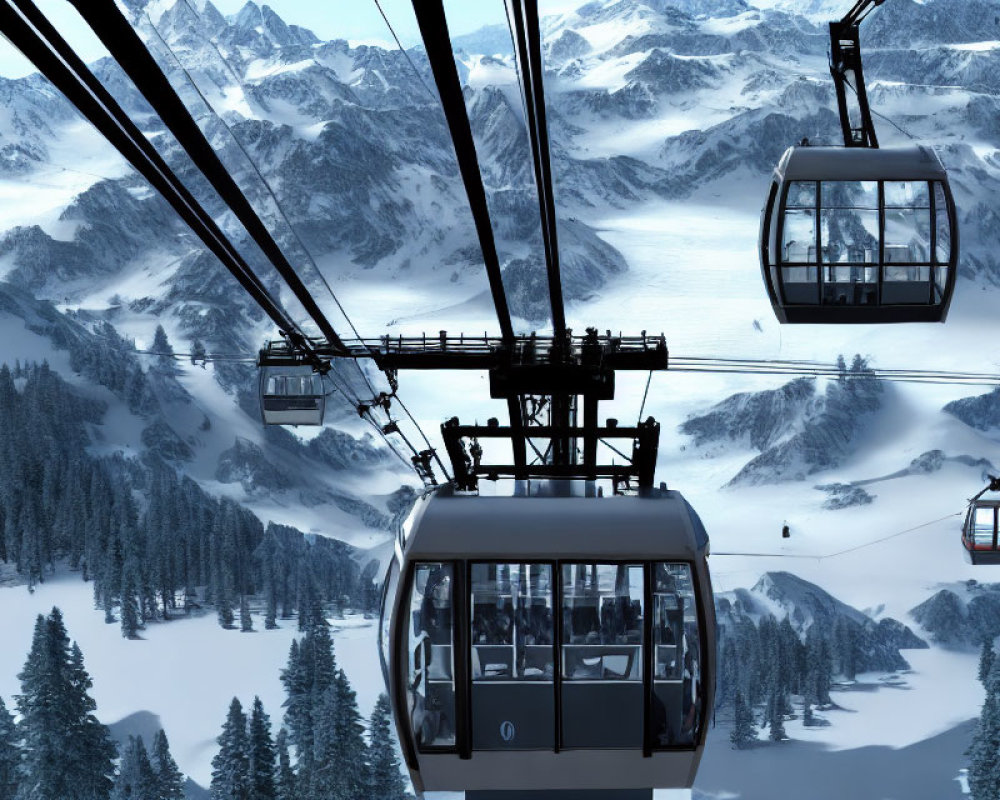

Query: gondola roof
[403,484,709,561]
[776,144,947,182]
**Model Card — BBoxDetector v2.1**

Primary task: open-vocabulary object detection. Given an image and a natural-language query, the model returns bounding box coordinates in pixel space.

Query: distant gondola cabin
[259,366,325,426]
[963,500,1000,565]
[760,145,958,323]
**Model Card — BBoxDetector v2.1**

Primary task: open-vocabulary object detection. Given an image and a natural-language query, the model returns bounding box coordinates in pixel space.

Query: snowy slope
[0,0,998,796]
[0,572,384,790]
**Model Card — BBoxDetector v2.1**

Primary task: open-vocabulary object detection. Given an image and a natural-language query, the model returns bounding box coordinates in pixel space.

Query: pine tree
[309,687,340,800]
[120,555,142,639]
[730,691,755,750]
[247,698,275,800]
[15,608,116,800]
[211,698,250,800]
[368,694,405,800]
[767,679,786,742]
[969,693,1000,799]
[112,736,158,800]
[331,669,368,798]
[0,697,18,800]
[273,729,295,800]
[805,627,833,707]
[280,621,337,788]
[151,326,175,369]
[979,639,995,687]
[240,595,253,633]
[150,730,184,800]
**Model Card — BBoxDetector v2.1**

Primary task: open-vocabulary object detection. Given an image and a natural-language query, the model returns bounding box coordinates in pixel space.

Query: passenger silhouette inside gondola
[420,567,452,645]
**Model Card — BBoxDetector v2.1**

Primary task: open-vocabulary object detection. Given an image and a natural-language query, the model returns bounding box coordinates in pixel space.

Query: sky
[0,0,586,79]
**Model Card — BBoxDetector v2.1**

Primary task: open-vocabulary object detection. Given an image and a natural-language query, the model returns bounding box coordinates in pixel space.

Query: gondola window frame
[397,557,708,761]
[773,176,954,310]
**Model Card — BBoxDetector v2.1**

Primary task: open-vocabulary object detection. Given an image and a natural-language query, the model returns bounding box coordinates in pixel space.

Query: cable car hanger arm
[970,475,1000,504]
[829,0,886,148]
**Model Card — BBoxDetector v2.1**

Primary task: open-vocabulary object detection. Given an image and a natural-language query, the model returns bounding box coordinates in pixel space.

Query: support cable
[371,0,437,101]
[409,0,515,342]
[505,0,566,338]
[66,0,351,355]
[0,0,324,367]
[143,347,1000,386]
[140,6,445,483]
[713,511,962,561]
[141,10,384,403]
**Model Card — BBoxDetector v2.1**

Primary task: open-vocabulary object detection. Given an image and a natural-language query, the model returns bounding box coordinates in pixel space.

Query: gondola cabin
[760,145,957,323]
[962,500,1000,565]
[258,366,325,426]
[379,482,715,799]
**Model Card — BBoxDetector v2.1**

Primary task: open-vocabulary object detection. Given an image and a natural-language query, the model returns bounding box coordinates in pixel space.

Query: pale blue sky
[0,0,584,78]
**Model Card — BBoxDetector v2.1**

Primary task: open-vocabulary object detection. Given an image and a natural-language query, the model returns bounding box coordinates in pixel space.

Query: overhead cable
[66,0,351,356]
[505,0,566,338]
[141,9,385,404]
[371,0,437,101]
[0,0,324,367]
[409,0,515,342]
[713,511,962,561]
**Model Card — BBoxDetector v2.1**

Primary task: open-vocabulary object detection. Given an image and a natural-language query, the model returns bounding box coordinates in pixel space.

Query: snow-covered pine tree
[273,728,295,800]
[120,555,143,639]
[151,325,176,373]
[279,641,309,780]
[67,640,118,800]
[833,617,859,681]
[210,698,250,800]
[281,614,338,787]
[979,639,995,686]
[307,672,368,800]
[730,691,755,750]
[240,594,253,633]
[717,639,738,710]
[298,580,320,633]
[150,729,184,800]
[247,697,276,800]
[368,694,406,800]
[777,616,803,696]
[767,678,786,742]
[309,687,340,799]
[253,532,280,630]
[804,627,833,707]
[15,609,116,800]
[968,693,1000,799]
[112,736,158,800]
[331,669,369,798]
[0,697,18,800]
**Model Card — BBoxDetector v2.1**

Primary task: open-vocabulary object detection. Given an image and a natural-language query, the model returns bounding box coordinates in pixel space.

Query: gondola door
[470,562,555,750]
[561,563,645,749]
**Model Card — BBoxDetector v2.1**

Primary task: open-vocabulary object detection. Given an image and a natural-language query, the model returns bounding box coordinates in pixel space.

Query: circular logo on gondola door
[500,721,516,743]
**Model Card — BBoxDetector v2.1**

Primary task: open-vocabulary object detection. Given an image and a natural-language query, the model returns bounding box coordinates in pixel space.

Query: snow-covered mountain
[1,0,1000,795]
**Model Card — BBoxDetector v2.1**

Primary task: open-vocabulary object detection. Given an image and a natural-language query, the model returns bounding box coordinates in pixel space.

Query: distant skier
[782,523,790,539]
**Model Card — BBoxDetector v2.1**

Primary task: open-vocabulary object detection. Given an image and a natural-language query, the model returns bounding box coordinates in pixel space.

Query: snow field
[0,573,384,789]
